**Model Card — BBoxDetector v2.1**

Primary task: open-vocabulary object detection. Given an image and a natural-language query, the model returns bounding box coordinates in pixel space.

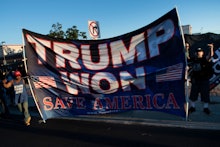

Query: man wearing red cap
[3,70,31,126]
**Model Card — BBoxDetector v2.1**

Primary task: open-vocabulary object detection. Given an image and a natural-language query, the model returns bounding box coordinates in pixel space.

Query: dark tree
[48,22,65,39]
[48,23,87,40]
[65,25,79,40]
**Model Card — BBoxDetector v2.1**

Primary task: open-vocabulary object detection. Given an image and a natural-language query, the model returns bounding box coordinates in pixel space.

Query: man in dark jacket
[0,75,10,118]
[188,45,214,115]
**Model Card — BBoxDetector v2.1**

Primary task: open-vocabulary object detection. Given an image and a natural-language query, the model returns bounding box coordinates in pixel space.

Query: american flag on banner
[33,76,57,89]
[156,63,183,82]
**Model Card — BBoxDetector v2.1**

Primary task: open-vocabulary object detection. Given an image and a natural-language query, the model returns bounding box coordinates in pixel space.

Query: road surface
[0,114,220,147]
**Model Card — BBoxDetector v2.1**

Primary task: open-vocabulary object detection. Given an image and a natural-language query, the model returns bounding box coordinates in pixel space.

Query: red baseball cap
[14,71,21,77]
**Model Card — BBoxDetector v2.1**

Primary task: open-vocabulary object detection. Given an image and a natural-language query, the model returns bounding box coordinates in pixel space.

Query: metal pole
[1,41,6,65]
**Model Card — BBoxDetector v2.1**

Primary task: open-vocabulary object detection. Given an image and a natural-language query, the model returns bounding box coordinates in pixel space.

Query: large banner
[184,33,220,90]
[23,8,186,121]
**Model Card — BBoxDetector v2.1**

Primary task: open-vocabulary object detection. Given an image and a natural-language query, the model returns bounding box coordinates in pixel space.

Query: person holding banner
[3,70,31,126]
[185,42,190,60]
[188,44,214,115]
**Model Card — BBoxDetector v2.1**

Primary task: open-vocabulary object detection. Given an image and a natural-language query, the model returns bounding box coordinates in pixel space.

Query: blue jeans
[17,101,30,122]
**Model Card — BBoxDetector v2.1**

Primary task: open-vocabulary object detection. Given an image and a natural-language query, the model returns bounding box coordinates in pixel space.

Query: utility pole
[1,41,6,65]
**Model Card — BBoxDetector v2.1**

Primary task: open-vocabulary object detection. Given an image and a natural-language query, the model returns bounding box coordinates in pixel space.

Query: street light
[1,41,6,65]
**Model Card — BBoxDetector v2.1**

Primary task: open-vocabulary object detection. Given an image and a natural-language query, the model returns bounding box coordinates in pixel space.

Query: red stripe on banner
[33,76,57,89]
[156,63,183,82]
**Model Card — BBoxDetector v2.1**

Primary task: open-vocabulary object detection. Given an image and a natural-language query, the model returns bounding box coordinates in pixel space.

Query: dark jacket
[189,57,213,80]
